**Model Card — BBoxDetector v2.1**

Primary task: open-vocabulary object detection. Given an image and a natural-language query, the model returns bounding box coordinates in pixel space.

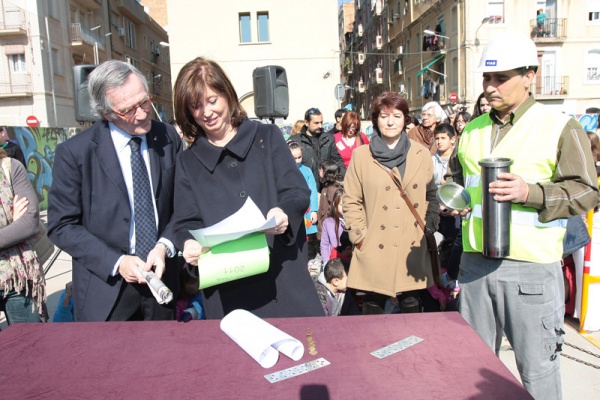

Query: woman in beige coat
[343,92,439,313]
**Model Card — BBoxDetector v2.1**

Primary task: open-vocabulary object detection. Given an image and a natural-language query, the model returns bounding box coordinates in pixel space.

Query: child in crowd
[432,123,461,292]
[432,124,460,243]
[317,160,343,241]
[320,188,345,264]
[288,141,319,260]
[52,282,74,322]
[314,258,359,316]
[176,264,205,322]
[432,123,455,187]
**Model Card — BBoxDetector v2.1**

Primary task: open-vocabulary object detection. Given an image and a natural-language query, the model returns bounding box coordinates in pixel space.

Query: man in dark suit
[48,61,182,322]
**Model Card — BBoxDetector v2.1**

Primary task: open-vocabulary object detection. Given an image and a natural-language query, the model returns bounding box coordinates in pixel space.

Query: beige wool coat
[342,140,440,297]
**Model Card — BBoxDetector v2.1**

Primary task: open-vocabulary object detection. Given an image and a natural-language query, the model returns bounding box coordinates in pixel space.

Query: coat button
[385,185,391,191]
[273,297,278,303]
[414,203,419,208]
[414,221,418,227]
[413,184,418,189]
[355,229,361,235]
[230,161,238,168]
[240,191,247,197]
[380,225,385,230]
[383,205,388,210]
[124,218,130,223]
[379,244,384,249]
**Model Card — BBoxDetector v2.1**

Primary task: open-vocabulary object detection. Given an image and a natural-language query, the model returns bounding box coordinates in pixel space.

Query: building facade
[343,0,600,117]
[0,0,172,128]
[167,0,343,123]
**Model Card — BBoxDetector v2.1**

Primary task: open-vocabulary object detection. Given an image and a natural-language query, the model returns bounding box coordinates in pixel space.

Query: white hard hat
[475,31,539,73]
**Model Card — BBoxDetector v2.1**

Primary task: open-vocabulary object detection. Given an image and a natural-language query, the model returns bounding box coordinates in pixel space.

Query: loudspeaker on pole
[252,65,289,119]
[73,65,97,123]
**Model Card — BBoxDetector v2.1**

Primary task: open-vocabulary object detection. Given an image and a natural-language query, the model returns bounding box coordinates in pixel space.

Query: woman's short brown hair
[173,57,247,139]
[340,111,361,136]
[371,92,409,134]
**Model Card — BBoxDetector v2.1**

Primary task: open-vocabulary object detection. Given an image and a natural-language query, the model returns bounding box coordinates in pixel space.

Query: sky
[338,0,353,6]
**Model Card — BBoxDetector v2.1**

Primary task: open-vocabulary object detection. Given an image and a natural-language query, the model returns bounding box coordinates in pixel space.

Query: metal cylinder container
[478,157,513,258]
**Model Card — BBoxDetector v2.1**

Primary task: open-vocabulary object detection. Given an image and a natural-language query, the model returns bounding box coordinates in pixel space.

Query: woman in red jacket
[334,111,370,168]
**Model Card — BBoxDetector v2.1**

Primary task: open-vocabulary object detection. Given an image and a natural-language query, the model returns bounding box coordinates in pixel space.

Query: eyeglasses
[113,96,153,118]
[307,108,321,115]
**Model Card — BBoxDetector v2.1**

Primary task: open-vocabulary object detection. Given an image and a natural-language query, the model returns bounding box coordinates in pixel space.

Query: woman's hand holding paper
[183,239,209,266]
[264,207,289,235]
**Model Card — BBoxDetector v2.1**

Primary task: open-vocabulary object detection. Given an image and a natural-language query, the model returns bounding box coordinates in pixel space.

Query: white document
[190,197,276,248]
[220,309,304,369]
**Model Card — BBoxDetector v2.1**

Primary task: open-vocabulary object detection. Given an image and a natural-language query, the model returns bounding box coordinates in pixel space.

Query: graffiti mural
[571,114,599,133]
[3,126,79,210]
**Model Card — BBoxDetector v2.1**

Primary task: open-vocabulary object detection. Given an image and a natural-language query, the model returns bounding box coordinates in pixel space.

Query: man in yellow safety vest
[446,31,599,400]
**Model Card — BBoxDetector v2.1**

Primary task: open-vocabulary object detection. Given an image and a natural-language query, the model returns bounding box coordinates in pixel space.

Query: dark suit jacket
[48,119,182,321]
[287,126,346,190]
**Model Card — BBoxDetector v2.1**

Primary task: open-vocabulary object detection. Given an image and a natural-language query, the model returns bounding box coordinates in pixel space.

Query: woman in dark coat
[172,57,324,319]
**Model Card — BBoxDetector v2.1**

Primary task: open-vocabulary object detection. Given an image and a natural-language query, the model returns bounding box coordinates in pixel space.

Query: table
[0,312,531,399]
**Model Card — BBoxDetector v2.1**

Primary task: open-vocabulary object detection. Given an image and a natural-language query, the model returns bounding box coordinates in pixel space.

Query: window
[586,49,600,80]
[52,48,63,76]
[9,54,26,73]
[487,0,505,23]
[125,55,140,69]
[124,18,136,49]
[239,13,251,43]
[451,7,457,34]
[257,12,269,42]
[589,0,600,21]
[48,1,60,19]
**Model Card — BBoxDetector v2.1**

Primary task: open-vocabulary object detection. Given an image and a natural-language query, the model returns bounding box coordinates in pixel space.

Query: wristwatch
[156,241,173,258]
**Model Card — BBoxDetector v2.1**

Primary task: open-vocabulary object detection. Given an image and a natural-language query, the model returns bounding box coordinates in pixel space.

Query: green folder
[198,232,270,289]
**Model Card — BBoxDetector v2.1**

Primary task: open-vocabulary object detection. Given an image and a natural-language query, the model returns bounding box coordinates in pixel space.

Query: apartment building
[0,0,172,128]
[344,0,600,117]
[167,0,342,123]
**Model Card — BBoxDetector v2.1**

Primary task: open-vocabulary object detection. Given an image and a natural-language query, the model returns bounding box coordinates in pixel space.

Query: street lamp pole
[475,17,491,47]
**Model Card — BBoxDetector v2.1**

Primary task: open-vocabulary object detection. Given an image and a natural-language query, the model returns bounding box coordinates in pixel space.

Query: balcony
[373,0,382,17]
[113,0,147,24]
[0,6,26,34]
[530,18,567,42]
[71,0,103,9]
[534,75,569,97]
[423,34,446,53]
[70,23,105,50]
[0,73,32,97]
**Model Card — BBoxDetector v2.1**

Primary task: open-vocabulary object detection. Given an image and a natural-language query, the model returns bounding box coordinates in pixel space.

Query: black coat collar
[192,118,257,172]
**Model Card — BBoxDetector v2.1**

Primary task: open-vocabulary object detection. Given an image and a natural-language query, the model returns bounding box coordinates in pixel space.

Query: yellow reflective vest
[458,103,569,263]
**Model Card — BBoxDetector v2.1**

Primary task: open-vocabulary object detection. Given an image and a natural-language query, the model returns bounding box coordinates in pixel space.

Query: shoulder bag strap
[385,167,441,286]
[385,167,427,233]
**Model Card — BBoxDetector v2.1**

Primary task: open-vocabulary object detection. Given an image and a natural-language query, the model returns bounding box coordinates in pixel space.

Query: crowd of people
[1,31,598,400]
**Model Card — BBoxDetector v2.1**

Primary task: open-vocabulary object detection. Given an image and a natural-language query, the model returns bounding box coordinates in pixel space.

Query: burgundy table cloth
[0,312,531,399]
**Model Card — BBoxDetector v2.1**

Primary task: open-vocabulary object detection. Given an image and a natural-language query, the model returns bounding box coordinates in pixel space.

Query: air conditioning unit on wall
[118,27,126,37]
[376,36,382,50]
[358,53,365,65]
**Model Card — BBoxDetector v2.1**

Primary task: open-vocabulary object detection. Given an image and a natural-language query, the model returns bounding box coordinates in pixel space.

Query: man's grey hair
[88,60,148,119]
[422,101,446,123]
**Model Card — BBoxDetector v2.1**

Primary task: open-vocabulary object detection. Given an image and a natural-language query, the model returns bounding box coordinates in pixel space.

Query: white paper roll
[220,309,305,368]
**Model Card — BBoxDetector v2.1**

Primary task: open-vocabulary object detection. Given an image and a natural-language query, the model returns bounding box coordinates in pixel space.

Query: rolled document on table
[220,309,304,368]
[138,267,173,304]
